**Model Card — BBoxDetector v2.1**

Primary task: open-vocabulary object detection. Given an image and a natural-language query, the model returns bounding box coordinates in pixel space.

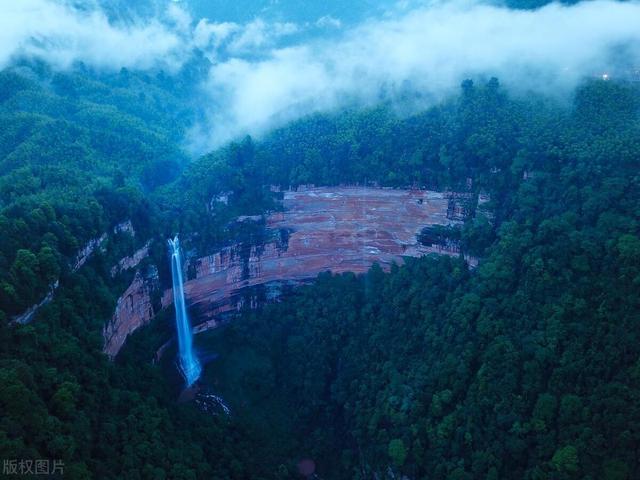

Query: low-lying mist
[196,0,640,150]
[3,0,640,153]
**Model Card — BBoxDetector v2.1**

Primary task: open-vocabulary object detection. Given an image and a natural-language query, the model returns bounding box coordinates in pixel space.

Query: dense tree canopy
[180,77,640,478]
[0,59,639,480]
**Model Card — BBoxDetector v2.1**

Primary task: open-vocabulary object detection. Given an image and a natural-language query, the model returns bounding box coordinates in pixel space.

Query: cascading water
[168,236,201,387]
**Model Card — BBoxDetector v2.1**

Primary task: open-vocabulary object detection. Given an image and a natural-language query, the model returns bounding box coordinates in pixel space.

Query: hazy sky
[2,0,640,151]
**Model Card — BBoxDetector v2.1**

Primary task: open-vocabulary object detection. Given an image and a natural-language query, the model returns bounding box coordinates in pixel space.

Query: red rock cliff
[166,187,467,328]
[106,186,472,357]
[103,267,159,358]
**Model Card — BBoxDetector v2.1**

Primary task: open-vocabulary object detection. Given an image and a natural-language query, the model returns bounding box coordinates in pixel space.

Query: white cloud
[193,19,240,50]
[166,2,192,32]
[227,19,300,54]
[193,0,640,149]
[1,0,639,154]
[0,0,189,71]
[316,16,342,29]
[190,16,300,61]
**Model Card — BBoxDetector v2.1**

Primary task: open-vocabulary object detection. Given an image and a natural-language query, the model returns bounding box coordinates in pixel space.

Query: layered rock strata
[106,187,475,357]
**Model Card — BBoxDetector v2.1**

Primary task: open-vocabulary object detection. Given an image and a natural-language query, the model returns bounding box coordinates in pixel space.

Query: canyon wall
[103,267,159,358]
[174,187,467,321]
[105,187,478,357]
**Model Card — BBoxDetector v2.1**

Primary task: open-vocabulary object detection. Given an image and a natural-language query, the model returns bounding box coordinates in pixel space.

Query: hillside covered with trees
[0,63,638,479]
[1,0,640,478]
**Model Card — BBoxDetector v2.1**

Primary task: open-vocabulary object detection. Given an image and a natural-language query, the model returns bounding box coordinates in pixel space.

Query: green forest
[0,11,640,480]
[185,77,640,479]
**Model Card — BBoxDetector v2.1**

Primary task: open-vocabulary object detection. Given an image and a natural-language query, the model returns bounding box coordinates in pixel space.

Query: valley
[1,2,640,478]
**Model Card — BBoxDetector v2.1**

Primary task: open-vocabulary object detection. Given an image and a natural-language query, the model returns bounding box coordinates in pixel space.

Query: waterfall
[168,236,201,387]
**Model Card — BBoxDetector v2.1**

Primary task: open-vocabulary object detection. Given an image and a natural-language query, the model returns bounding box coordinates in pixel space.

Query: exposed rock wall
[170,187,466,324]
[103,267,159,358]
[73,233,107,272]
[106,187,477,357]
[113,220,135,236]
[110,240,152,277]
[11,281,59,325]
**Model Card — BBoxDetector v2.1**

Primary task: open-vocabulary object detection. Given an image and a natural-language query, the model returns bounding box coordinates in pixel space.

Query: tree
[551,445,579,474]
[10,249,40,307]
[388,439,407,468]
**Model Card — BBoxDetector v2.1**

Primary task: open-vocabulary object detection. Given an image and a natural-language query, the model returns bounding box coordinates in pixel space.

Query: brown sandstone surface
[170,187,465,325]
[103,268,158,358]
[106,186,473,357]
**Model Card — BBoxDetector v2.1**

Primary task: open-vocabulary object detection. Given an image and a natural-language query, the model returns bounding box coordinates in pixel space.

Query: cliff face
[170,187,468,327]
[110,241,152,277]
[103,266,159,358]
[73,233,107,271]
[106,186,473,357]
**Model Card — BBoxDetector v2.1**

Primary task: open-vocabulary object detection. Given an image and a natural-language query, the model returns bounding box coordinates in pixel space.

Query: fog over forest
[3,0,639,149]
